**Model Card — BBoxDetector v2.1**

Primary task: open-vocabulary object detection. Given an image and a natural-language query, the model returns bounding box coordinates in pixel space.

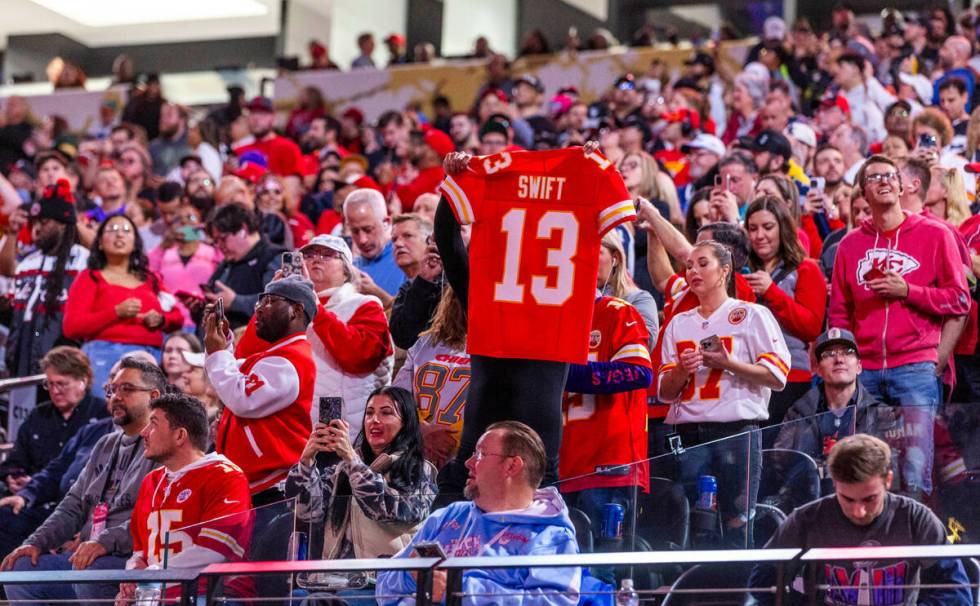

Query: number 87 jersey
[657,298,791,424]
[439,148,634,364]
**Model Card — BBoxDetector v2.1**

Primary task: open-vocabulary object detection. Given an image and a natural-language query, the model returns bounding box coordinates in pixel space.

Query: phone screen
[319,397,343,424]
[215,297,225,323]
[413,541,447,559]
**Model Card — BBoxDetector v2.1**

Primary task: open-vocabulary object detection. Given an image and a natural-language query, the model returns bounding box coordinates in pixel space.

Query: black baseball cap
[684,52,716,74]
[815,328,859,359]
[741,129,793,159]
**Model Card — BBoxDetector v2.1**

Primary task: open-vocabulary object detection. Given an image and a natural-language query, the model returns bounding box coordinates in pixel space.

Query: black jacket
[389,276,444,350]
[207,238,283,329]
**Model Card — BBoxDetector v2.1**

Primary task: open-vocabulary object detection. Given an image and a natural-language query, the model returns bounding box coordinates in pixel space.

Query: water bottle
[616,578,639,606]
[134,583,161,606]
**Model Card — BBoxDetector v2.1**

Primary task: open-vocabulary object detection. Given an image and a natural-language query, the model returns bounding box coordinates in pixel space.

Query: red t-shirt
[395,165,445,212]
[237,136,302,177]
[560,296,651,492]
[439,148,634,363]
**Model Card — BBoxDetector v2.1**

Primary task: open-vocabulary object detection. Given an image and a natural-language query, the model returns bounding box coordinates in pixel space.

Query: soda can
[602,503,625,538]
[287,530,308,561]
[698,475,718,511]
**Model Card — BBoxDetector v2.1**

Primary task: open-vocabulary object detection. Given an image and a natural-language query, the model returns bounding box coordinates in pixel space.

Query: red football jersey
[131,454,253,569]
[560,296,651,492]
[439,148,634,363]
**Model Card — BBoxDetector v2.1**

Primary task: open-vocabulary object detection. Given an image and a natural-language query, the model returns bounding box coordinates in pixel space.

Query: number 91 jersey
[658,298,791,424]
[439,148,634,364]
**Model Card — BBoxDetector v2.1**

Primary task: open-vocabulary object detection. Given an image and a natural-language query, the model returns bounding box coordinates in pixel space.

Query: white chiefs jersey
[658,297,790,424]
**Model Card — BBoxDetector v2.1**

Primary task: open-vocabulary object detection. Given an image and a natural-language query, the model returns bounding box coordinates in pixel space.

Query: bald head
[943,36,972,66]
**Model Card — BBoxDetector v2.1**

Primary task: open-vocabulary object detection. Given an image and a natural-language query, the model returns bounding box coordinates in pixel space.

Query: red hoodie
[829,211,970,370]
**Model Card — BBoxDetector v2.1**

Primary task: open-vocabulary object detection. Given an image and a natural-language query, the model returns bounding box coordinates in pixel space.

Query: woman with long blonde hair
[925,167,970,227]
[599,231,659,347]
[392,286,470,469]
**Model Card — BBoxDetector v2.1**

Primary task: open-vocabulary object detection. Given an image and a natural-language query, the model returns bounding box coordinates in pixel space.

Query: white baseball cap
[301,234,353,265]
[681,134,726,158]
[785,122,817,148]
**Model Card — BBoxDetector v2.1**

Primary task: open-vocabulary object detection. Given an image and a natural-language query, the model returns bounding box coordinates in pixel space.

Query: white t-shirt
[658,297,790,424]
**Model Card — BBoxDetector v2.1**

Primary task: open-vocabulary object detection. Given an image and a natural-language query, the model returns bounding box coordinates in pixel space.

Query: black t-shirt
[755,493,959,605]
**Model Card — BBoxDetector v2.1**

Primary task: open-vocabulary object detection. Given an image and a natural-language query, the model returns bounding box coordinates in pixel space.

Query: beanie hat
[261,275,318,322]
[29,179,77,224]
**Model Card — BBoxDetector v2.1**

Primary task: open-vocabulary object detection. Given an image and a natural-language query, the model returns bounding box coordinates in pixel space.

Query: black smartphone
[918,133,938,149]
[413,541,447,559]
[319,397,343,424]
[199,282,215,294]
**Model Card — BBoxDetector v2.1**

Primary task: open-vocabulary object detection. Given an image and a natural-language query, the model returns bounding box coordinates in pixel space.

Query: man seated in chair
[749,434,971,606]
[376,421,581,606]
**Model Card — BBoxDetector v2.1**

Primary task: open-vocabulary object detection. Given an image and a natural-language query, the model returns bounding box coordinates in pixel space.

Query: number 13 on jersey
[494,209,580,306]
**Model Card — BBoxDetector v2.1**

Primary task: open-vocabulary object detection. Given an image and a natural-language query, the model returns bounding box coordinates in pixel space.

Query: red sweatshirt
[63,269,183,347]
[829,211,970,370]
[758,259,828,382]
[394,166,445,212]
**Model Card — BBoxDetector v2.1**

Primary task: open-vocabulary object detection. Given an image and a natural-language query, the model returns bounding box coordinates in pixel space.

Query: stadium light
[28,0,269,27]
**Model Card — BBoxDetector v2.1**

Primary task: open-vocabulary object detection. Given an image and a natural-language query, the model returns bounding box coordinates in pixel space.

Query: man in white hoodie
[116,392,253,605]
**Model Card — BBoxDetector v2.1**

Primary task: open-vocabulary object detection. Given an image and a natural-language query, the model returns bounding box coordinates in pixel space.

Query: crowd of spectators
[1,3,980,603]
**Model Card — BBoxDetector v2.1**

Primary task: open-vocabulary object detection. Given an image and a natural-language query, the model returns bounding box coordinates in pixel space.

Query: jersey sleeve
[745,306,791,388]
[438,156,490,225]
[593,154,635,235]
[609,301,652,368]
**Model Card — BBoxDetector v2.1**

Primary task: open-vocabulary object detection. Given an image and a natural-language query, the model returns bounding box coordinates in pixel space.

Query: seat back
[752,502,787,548]
[661,562,755,606]
[963,557,980,605]
[568,506,594,553]
[636,477,690,550]
[759,448,821,514]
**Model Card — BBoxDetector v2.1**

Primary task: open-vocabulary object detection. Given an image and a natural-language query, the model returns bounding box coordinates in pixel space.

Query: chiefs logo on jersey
[590,330,602,348]
[856,249,920,286]
[728,307,747,325]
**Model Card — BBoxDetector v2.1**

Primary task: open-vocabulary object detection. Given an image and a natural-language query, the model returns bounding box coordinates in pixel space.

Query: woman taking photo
[63,214,182,397]
[658,239,790,547]
[743,197,827,424]
[286,386,437,596]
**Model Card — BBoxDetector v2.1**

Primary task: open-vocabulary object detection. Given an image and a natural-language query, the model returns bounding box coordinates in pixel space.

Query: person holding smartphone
[658,239,790,547]
[285,386,436,596]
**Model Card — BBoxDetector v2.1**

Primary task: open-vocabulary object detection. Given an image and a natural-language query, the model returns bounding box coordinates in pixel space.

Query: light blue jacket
[376,487,581,606]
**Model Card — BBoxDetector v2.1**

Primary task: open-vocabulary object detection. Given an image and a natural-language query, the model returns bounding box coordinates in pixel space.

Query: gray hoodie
[25,428,158,556]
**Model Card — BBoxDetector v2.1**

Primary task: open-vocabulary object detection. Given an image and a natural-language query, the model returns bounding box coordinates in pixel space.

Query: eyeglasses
[255,294,290,309]
[104,382,155,398]
[863,171,899,185]
[43,378,76,392]
[304,249,342,262]
[471,451,514,463]
[105,223,133,233]
[819,347,858,361]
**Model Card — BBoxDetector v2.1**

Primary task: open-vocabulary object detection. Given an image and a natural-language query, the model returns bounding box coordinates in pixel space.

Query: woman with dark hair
[684,186,712,243]
[658,239,790,547]
[286,386,437,596]
[743,196,826,425]
[63,214,182,397]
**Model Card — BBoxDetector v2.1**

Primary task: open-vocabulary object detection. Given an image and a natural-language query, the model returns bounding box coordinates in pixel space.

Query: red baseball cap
[819,92,851,116]
[964,163,980,174]
[422,126,455,158]
[385,33,406,46]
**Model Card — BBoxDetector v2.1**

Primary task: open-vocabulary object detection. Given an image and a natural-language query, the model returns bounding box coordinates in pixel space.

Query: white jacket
[308,282,393,438]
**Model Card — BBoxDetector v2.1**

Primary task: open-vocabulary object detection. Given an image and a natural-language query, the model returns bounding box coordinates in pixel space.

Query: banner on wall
[272,42,753,122]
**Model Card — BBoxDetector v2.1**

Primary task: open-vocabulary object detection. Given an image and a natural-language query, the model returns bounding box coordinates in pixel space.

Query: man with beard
[203,275,316,507]
[376,422,581,606]
[184,168,216,216]
[932,35,975,110]
[116,392,252,606]
[812,145,847,199]
[7,182,88,379]
[149,102,193,176]
[1,358,162,604]
[391,127,452,213]
[299,115,340,156]
[235,97,303,194]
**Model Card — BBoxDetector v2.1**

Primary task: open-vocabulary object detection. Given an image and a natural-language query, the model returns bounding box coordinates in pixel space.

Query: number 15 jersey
[439,148,634,364]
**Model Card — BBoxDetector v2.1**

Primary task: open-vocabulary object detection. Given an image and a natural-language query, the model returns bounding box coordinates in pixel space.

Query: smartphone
[714,174,722,189]
[199,283,215,294]
[413,541,447,559]
[319,397,343,424]
[918,133,938,149]
[738,265,752,275]
[281,251,304,277]
[700,335,721,352]
[214,297,225,323]
[175,290,204,302]
[810,177,825,192]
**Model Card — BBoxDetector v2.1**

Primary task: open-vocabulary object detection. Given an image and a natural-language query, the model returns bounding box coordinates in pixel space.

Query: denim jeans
[859,362,937,496]
[4,552,128,605]
[82,340,161,398]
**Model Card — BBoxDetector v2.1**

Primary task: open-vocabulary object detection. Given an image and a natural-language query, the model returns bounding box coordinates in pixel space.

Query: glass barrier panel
[938,402,980,545]
[162,498,297,605]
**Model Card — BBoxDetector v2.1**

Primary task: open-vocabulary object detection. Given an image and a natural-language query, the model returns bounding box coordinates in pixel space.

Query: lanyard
[98,435,141,504]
